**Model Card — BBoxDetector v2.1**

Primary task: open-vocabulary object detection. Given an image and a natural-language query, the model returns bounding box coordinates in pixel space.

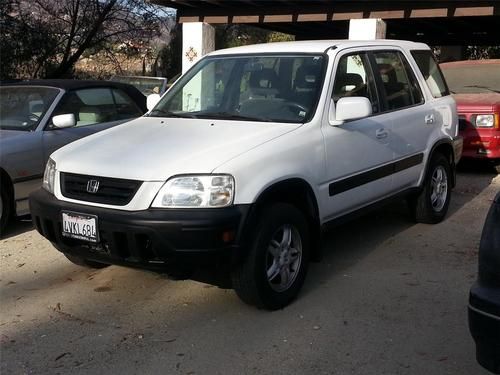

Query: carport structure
[150,0,500,72]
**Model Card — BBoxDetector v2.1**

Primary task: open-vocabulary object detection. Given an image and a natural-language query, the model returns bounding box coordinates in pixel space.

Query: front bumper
[29,189,251,270]
[460,128,500,161]
[469,283,500,374]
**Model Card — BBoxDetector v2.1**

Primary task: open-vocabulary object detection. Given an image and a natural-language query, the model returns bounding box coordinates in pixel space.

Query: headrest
[249,68,279,89]
[78,106,102,124]
[377,64,397,83]
[335,73,364,91]
[295,65,320,90]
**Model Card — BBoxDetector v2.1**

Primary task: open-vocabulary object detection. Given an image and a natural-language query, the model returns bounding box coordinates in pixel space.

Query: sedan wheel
[0,186,11,236]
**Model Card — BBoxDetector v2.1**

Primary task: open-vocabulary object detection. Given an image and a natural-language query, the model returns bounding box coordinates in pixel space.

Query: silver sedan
[0,80,147,234]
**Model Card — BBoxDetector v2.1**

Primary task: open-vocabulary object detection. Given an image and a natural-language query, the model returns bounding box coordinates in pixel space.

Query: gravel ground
[1,168,498,375]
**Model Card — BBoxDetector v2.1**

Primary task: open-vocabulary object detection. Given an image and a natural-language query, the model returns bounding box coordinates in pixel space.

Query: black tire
[409,153,452,224]
[64,254,110,269]
[0,185,12,237]
[232,203,310,310]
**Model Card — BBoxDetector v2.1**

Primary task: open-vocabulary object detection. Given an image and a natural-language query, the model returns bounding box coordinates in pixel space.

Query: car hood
[453,93,500,112]
[52,117,300,181]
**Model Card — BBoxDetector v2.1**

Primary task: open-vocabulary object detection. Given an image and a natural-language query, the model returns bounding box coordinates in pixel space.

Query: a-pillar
[348,18,386,40]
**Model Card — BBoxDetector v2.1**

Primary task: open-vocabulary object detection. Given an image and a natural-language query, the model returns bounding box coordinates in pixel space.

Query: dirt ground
[1,166,498,375]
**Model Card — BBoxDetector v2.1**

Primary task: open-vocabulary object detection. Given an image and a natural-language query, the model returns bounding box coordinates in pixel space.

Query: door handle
[376,128,388,139]
[425,114,435,124]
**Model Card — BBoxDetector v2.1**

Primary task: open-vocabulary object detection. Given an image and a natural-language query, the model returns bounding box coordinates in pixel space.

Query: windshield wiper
[148,109,198,118]
[196,112,273,122]
[463,85,500,94]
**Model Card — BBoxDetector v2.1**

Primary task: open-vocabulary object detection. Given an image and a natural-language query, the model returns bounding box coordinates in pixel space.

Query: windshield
[150,54,326,123]
[110,76,167,95]
[440,62,500,94]
[0,86,59,131]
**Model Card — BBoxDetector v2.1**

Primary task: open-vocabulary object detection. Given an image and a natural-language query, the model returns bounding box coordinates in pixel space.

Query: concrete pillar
[348,19,386,40]
[181,22,215,111]
[182,22,215,74]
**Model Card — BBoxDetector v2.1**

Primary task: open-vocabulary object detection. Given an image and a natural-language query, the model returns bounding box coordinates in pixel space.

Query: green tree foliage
[153,23,182,81]
[1,0,173,79]
[215,24,293,49]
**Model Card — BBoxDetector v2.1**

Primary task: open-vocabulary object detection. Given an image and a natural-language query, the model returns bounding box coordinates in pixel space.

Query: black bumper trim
[29,189,251,270]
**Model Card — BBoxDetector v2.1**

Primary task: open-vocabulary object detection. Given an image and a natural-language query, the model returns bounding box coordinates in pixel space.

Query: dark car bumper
[29,188,251,271]
[469,284,500,374]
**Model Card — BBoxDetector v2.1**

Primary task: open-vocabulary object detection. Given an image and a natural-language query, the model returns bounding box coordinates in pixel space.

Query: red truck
[440,59,500,172]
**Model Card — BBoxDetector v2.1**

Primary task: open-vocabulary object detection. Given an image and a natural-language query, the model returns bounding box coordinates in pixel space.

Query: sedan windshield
[0,87,59,131]
[150,54,326,123]
[440,62,500,94]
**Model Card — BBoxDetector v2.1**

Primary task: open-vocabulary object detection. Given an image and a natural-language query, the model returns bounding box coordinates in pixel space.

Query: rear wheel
[232,203,310,310]
[409,153,452,224]
[64,254,110,269]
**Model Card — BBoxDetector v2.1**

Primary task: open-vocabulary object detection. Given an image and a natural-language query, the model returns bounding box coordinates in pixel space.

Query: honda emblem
[86,180,100,194]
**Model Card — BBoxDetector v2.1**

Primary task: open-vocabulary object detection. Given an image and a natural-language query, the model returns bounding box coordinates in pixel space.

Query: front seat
[78,106,103,126]
[248,68,280,98]
[333,73,366,101]
[293,64,320,109]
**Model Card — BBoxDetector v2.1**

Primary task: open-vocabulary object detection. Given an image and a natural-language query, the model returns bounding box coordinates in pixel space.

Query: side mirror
[52,114,76,129]
[147,94,161,111]
[333,97,372,123]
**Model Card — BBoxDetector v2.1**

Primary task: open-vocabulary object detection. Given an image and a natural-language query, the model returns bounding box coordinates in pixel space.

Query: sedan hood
[52,117,299,181]
[453,93,500,112]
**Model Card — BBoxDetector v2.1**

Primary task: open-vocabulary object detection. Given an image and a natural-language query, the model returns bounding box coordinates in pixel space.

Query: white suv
[30,40,462,309]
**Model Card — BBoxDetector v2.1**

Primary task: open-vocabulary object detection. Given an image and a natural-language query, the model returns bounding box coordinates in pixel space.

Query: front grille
[458,115,468,131]
[60,173,142,206]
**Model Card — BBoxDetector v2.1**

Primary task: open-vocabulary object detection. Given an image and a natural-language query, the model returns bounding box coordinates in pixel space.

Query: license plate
[61,211,99,242]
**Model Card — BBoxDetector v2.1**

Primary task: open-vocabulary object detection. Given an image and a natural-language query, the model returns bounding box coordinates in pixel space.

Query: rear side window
[411,50,449,98]
[372,51,423,111]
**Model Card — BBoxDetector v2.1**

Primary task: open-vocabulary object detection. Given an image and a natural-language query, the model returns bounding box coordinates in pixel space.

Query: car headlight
[474,114,495,128]
[42,158,56,194]
[151,175,234,208]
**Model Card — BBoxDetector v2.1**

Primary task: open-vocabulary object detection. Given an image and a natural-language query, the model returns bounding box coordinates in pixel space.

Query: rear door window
[371,51,424,111]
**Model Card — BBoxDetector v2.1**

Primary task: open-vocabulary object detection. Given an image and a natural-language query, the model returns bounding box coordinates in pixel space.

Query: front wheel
[232,203,310,310]
[409,153,452,224]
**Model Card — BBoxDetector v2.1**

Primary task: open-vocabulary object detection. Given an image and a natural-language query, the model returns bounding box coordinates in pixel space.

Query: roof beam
[178,6,496,23]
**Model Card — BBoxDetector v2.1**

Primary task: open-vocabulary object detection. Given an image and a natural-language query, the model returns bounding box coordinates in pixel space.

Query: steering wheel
[284,102,308,115]
[28,113,40,122]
